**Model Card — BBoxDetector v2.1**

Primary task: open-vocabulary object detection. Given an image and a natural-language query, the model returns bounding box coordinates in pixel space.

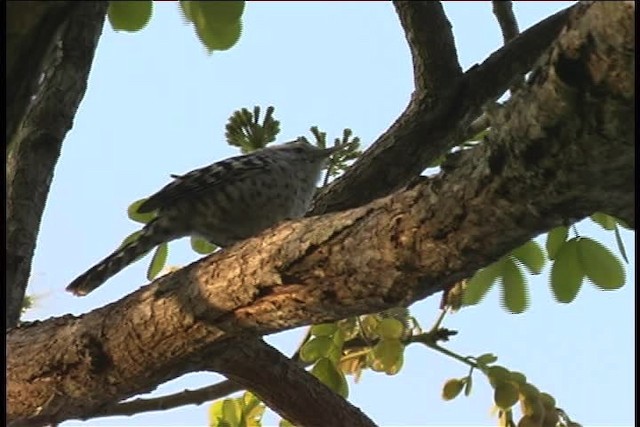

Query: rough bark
[6,1,73,149]
[6,1,108,329]
[7,2,635,425]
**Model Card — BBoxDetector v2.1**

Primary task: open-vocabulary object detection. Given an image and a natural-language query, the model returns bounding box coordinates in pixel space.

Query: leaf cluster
[180,1,245,53]
[299,127,362,183]
[442,356,568,427]
[225,106,280,153]
[209,392,264,427]
[462,213,627,313]
[107,1,245,53]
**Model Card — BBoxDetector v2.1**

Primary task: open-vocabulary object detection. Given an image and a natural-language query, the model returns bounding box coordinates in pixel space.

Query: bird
[66,139,338,296]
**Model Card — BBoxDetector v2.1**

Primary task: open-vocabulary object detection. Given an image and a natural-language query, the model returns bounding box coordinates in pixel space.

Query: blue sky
[26,2,634,426]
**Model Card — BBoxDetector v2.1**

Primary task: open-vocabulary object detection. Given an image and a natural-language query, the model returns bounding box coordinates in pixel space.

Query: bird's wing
[137,155,269,213]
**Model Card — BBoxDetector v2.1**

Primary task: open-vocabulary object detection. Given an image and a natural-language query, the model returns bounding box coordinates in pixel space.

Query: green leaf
[614,225,629,264]
[108,1,153,32]
[241,392,265,424]
[279,420,295,427]
[190,2,244,53]
[331,328,345,347]
[118,230,154,264]
[576,237,625,290]
[299,336,333,363]
[179,1,193,23]
[475,353,498,366]
[190,235,217,254]
[508,371,527,385]
[310,322,338,337]
[376,318,405,340]
[500,258,529,314]
[311,357,349,398]
[198,1,245,26]
[590,212,617,230]
[225,106,280,151]
[510,241,545,274]
[359,315,380,338]
[518,382,540,400]
[326,330,345,364]
[127,198,156,224]
[384,350,404,375]
[241,392,260,413]
[119,230,143,249]
[539,392,556,409]
[442,378,464,401]
[325,342,343,365]
[486,365,511,387]
[372,338,403,372]
[195,19,243,53]
[147,243,168,280]
[494,381,519,409]
[546,226,568,260]
[209,400,224,427]
[550,238,584,303]
[463,261,502,305]
[222,398,241,427]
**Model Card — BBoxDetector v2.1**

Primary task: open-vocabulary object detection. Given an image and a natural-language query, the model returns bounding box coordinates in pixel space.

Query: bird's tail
[66,218,179,296]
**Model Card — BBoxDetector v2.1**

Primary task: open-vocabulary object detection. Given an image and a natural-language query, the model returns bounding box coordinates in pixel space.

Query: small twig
[429,309,447,333]
[491,1,524,94]
[91,381,242,418]
[412,333,477,369]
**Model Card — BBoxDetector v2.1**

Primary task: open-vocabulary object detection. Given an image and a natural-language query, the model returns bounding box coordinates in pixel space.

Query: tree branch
[7,3,634,424]
[95,380,242,418]
[6,1,74,150]
[310,3,575,216]
[392,1,462,99]
[210,339,377,427]
[492,1,524,93]
[492,1,520,43]
[93,339,378,427]
[94,322,435,419]
[6,1,108,329]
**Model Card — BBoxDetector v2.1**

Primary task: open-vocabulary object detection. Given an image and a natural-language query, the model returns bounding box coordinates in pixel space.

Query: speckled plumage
[66,140,336,296]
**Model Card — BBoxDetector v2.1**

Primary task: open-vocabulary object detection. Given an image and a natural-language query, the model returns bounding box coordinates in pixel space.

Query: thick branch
[96,327,391,419]
[96,339,378,427]
[392,1,462,97]
[6,1,74,150]
[311,3,574,216]
[6,1,108,328]
[210,339,377,427]
[7,3,634,424]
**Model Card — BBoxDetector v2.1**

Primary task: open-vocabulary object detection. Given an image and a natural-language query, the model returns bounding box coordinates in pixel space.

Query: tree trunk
[6,1,108,329]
